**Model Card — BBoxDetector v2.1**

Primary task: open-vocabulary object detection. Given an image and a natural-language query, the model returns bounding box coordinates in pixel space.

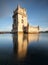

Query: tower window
[22,19,23,23]
[22,16,23,18]
[14,19,16,22]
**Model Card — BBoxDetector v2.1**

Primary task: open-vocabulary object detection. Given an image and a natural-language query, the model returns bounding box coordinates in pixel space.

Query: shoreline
[0,32,48,34]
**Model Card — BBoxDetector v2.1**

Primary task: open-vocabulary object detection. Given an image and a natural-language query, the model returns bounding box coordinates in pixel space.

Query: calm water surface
[0,33,48,65]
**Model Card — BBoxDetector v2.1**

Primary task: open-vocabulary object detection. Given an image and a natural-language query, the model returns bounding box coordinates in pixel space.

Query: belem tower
[12,5,39,33]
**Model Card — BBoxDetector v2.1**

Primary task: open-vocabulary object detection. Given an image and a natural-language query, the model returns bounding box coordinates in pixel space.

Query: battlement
[13,5,27,17]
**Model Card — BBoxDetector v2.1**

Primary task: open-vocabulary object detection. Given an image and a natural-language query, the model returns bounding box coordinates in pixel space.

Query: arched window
[38,26,39,30]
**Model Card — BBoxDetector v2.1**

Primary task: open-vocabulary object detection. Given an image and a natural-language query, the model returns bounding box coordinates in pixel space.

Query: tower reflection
[28,34,39,43]
[13,33,28,60]
[12,33,39,60]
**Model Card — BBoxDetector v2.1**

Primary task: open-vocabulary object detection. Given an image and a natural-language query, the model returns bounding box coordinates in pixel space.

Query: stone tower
[12,5,28,33]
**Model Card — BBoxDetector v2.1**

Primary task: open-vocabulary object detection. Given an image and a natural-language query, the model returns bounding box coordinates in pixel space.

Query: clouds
[0,0,48,31]
[40,27,48,31]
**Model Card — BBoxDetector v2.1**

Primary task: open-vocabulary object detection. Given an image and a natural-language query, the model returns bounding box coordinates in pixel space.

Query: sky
[0,0,48,31]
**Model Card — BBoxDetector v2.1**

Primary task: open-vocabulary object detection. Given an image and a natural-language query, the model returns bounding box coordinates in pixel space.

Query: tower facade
[12,5,39,33]
[12,5,28,33]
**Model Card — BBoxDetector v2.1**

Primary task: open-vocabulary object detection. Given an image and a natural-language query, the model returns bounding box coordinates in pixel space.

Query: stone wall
[28,26,39,33]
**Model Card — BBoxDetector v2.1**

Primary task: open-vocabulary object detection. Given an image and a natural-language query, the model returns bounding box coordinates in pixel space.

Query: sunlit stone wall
[28,26,39,33]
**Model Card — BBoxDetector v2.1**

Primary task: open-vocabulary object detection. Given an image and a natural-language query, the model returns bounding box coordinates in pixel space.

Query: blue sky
[0,0,48,31]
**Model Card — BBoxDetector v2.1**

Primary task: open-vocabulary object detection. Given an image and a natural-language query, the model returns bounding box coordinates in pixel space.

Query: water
[0,33,48,65]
